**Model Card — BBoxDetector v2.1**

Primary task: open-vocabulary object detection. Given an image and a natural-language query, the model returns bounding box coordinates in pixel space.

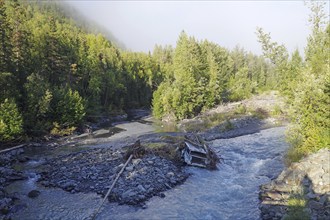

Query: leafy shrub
[234,104,247,115]
[54,88,86,128]
[251,108,269,119]
[50,122,76,136]
[287,70,330,162]
[221,119,234,131]
[0,99,23,141]
[271,104,283,117]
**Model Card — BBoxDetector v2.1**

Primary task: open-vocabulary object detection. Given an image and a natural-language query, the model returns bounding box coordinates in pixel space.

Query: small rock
[132,159,142,166]
[18,156,29,163]
[61,181,77,191]
[166,172,174,178]
[147,160,154,165]
[121,189,137,200]
[28,190,40,198]
[158,193,165,198]
[164,183,172,189]
[137,195,146,200]
[308,200,323,210]
[31,143,42,147]
[319,194,329,205]
[137,185,146,192]
[306,192,318,199]
[1,207,9,215]
[40,180,50,187]
[125,166,134,172]
[10,203,27,213]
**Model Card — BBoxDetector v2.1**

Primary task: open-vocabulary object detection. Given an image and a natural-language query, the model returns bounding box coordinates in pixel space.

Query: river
[5,125,288,220]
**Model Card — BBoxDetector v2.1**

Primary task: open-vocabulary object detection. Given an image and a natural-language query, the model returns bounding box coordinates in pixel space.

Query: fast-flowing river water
[7,126,288,220]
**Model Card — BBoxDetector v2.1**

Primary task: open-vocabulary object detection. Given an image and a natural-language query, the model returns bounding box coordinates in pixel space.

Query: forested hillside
[0,0,329,162]
[0,0,163,140]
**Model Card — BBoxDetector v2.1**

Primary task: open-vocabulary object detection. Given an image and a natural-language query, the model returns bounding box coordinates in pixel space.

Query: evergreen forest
[0,0,329,162]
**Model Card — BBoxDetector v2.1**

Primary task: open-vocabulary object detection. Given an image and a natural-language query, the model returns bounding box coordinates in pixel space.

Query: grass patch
[285,146,306,165]
[160,135,185,143]
[285,125,330,165]
[181,112,238,132]
[234,104,247,115]
[284,195,310,220]
[250,108,269,119]
[143,142,182,163]
[220,119,235,132]
[143,142,167,149]
[175,102,273,133]
[271,104,284,117]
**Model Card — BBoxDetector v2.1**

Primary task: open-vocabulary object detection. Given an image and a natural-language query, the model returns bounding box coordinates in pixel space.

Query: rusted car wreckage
[181,135,219,169]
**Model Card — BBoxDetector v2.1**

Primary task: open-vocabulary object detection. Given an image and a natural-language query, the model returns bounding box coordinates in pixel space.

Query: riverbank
[1,92,291,219]
[260,148,330,220]
[2,127,290,220]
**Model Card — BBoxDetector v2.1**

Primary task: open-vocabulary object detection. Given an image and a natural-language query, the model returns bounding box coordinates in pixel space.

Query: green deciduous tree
[53,87,85,128]
[0,98,23,141]
[256,27,290,91]
[287,2,330,162]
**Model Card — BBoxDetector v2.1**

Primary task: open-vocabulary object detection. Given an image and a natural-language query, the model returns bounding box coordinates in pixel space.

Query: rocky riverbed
[0,149,28,218]
[0,140,189,219]
[38,147,188,206]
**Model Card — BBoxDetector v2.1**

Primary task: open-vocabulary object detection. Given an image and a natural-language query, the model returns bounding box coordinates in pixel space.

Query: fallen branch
[91,154,133,220]
[0,144,25,154]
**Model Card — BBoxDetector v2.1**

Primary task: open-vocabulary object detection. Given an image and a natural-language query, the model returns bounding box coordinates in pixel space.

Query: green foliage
[4,0,323,144]
[256,27,290,91]
[0,0,163,137]
[0,72,19,102]
[50,122,76,136]
[287,70,330,161]
[0,99,23,141]
[221,119,234,132]
[286,2,330,163]
[251,108,269,119]
[228,66,256,101]
[255,2,329,163]
[270,104,283,117]
[54,88,85,128]
[234,104,247,115]
[152,32,271,121]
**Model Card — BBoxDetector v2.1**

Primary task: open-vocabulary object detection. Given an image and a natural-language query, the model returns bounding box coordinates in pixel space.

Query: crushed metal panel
[182,138,208,168]
[184,141,206,154]
[181,135,219,169]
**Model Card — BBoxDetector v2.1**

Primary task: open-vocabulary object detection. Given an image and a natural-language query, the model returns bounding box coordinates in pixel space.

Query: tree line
[0,0,163,141]
[0,0,329,162]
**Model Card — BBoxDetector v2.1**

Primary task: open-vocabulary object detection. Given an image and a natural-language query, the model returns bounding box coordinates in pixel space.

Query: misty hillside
[37,1,125,49]
[57,1,126,50]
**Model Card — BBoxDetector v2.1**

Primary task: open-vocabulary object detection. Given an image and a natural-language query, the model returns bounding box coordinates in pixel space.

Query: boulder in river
[27,190,40,198]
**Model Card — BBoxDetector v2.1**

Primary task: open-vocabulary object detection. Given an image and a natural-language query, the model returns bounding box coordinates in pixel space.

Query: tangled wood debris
[124,136,220,170]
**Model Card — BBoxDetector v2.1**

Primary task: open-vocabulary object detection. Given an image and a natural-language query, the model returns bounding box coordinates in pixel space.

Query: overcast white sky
[66,1,330,56]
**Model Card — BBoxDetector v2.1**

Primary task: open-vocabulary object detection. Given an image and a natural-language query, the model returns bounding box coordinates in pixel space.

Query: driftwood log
[91,154,133,220]
[0,144,25,154]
